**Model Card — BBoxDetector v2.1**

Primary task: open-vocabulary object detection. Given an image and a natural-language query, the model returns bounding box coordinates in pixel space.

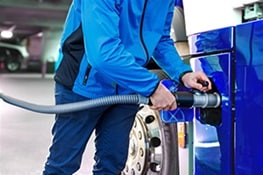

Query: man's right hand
[149,82,177,111]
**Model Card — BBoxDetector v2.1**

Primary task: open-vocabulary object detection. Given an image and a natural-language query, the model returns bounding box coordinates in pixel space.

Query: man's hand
[181,71,212,92]
[149,82,177,111]
[149,71,211,111]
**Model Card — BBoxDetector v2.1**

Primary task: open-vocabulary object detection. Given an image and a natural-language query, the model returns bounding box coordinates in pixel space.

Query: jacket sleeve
[80,0,159,97]
[153,1,192,82]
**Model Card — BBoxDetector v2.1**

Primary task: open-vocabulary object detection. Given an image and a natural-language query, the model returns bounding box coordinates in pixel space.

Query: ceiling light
[0,30,13,39]
[37,32,43,37]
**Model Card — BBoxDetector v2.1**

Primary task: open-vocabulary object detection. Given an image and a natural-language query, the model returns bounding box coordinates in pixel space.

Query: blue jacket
[54,0,192,98]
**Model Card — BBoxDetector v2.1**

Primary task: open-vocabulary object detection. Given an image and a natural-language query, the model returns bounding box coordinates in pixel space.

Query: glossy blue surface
[235,19,263,175]
[188,27,233,55]
[189,26,235,175]
[189,19,263,175]
[190,53,234,175]
[174,0,184,8]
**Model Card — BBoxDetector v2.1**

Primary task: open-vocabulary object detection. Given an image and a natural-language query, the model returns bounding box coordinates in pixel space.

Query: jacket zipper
[83,64,91,85]
[140,0,150,66]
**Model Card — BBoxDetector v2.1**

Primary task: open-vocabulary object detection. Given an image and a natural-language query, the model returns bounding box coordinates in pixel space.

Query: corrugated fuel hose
[0,90,221,114]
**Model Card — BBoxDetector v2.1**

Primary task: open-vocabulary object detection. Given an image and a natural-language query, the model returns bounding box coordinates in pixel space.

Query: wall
[183,0,242,35]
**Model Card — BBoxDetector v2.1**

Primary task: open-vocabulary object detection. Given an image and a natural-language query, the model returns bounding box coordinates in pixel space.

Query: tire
[5,57,22,72]
[5,59,21,72]
[122,70,179,175]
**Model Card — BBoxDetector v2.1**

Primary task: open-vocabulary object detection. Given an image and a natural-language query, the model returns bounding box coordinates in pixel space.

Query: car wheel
[122,70,179,175]
[4,56,22,72]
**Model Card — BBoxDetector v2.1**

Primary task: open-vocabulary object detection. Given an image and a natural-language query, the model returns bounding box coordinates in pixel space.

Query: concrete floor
[0,73,95,175]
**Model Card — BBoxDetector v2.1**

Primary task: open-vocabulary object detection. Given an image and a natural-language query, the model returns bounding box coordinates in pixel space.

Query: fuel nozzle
[174,91,221,108]
[161,79,221,109]
[173,90,222,126]
[160,79,222,126]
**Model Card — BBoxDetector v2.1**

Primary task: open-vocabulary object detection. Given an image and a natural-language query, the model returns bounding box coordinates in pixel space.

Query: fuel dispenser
[188,18,263,175]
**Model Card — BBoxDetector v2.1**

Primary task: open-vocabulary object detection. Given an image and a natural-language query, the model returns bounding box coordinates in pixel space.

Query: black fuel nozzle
[171,79,222,126]
[173,91,221,108]
[197,80,209,87]
[174,79,220,108]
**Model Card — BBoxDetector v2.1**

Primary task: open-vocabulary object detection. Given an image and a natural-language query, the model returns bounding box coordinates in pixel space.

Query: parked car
[0,42,29,72]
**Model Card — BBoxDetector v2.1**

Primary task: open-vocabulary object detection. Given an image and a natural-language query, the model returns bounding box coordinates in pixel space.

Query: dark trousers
[43,83,139,175]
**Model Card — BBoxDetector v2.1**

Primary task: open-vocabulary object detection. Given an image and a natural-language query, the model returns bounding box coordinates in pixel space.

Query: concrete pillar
[40,29,62,78]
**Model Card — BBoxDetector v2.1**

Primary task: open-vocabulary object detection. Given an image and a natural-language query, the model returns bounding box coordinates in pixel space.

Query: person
[42,0,212,174]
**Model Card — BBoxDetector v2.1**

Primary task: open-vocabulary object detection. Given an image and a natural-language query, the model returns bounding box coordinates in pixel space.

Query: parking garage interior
[0,0,96,174]
[1,1,263,175]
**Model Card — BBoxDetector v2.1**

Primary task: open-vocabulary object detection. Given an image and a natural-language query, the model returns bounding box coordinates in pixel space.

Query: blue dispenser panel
[188,27,233,55]
[235,19,263,175]
[190,52,234,175]
[189,25,235,175]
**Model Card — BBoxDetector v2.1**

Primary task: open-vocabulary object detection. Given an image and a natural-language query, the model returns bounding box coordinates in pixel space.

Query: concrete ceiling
[0,0,72,43]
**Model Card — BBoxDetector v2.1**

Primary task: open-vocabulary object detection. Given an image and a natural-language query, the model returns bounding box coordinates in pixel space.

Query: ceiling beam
[0,0,71,11]
[0,17,65,28]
